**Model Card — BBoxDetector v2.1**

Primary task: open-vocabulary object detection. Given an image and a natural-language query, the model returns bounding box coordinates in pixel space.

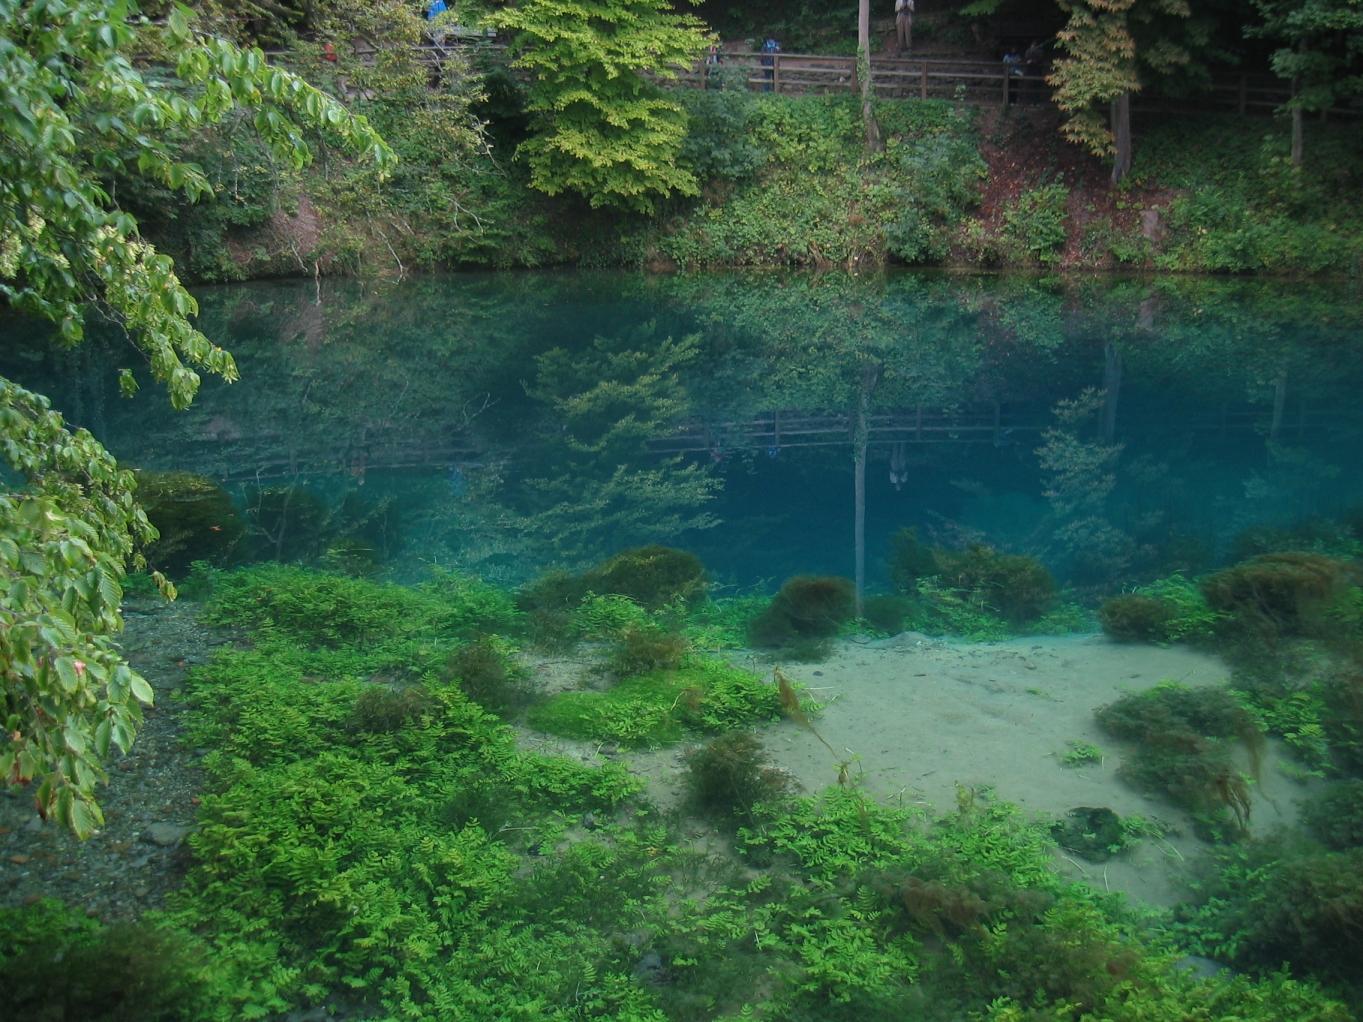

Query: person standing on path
[895,0,915,56]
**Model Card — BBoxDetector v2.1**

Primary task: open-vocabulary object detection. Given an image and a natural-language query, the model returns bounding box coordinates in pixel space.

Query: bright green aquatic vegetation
[528,658,782,747]
[3,562,1356,1019]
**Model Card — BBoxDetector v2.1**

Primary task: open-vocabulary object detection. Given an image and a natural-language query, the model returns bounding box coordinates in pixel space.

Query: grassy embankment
[148,73,1363,280]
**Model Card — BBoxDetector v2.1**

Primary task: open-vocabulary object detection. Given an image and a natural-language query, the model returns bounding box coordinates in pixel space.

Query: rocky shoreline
[0,597,227,920]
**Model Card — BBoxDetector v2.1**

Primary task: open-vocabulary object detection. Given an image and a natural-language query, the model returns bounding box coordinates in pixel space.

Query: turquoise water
[7,270,1363,591]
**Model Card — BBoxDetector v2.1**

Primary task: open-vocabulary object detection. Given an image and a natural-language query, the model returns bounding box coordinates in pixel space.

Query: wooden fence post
[773,53,782,94]
[920,64,928,99]
[1238,74,1247,115]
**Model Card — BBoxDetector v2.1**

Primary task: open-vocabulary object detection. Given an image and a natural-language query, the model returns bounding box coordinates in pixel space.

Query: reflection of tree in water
[5,271,1362,585]
[507,323,721,567]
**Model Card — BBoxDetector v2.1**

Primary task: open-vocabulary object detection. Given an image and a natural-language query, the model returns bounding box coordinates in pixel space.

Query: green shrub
[1001,182,1069,265]
[884,128,985,264]
[677,69,768,184]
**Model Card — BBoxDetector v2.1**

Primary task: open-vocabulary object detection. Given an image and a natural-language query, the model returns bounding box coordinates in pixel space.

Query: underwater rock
[143,823,189,848]
[1051,807,1123,861]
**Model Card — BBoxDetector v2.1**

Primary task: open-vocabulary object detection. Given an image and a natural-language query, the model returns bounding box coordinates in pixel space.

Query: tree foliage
[1249,0,1363,164]
[1049,0,1194,181]
[488,0,711,212]
[0,0,392,835]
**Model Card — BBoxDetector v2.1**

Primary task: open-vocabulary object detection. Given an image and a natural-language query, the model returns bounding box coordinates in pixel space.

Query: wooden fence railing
[293,38,1353,116]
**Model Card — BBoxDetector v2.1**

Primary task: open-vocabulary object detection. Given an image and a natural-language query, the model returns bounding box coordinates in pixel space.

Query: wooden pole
[853,364,879,618]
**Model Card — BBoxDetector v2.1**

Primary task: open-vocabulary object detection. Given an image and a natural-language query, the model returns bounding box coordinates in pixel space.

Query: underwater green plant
[888,526,938,595]
[526,657,781,747]
[1060,740,1104,767]
[349,685,436,732]
[444,636,536,714]
[134,469,244,575]
[748,575,856,650]
[1301,780,1363,851]
[934,545,1057,625]
[1097,683,1264,837]
[1099,594,1175,642]
[1180,839,1363,1000]
[607,625,689,678]
[684,731,795,828]
[861,594,915,635]
[589,544,707,610]
[1201,551,1356,637]
[0,900,212,1022]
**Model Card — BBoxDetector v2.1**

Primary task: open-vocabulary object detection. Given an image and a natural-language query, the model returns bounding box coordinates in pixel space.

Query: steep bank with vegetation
[147,80,1363,280]
[90,0,1357,280]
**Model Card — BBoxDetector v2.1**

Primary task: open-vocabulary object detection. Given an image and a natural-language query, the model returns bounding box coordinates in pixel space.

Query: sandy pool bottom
[751,631,1309,907]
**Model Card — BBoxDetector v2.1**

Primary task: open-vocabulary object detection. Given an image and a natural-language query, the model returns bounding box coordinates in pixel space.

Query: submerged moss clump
[134,469,244,574]
[1099,594,1175,643]
[1097,683,1264,837]
[1201,551,1355,636]
[935,545,1057,625]
[684,731,795,828]
[444,636,536,714]
[607,625,688,678]
[748,575,856,653]
[590,544,707,610]
[527,658,780,747]
[349,685,435,732]
[0,900,212,1022]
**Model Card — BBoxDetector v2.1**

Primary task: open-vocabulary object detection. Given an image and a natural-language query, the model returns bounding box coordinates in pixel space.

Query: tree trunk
[1291,76,1304,167]
[858,0,883,153]
[1110,90,1132,184]
[1101,341,1122,443]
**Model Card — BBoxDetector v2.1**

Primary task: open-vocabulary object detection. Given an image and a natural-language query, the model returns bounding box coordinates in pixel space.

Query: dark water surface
[7,270,1363,593]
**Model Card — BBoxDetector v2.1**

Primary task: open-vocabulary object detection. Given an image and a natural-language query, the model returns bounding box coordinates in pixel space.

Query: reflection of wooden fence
[647,402,1340,454]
